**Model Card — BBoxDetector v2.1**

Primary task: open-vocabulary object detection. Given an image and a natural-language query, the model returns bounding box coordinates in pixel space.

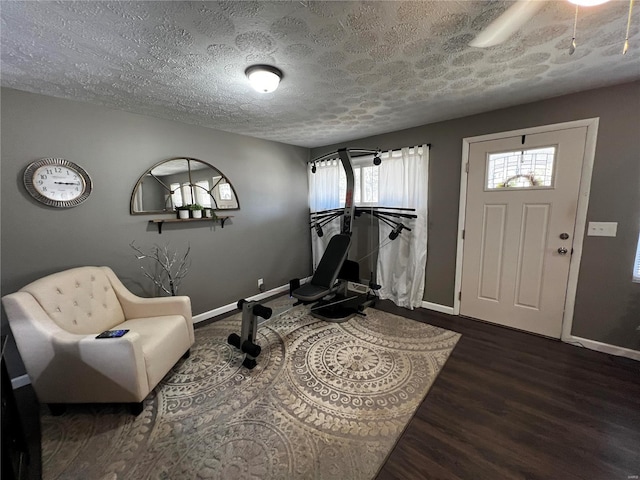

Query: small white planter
[178,210,189,219]
[192,210,202,219]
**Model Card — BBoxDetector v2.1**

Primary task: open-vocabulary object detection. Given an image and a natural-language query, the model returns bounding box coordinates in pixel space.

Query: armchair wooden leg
[48,403,66,416]
[129,402,144,416]
[182,349,191,359]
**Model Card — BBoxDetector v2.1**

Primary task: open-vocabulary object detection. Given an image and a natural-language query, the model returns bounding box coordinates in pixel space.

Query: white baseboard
[564,335,640,361]
[11,374,31,389]
[417,305,638,362]
[193,277,311,324]
[421,301,455,315]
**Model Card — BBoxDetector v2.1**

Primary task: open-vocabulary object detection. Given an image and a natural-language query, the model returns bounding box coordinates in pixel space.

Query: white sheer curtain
[308,158,342,269]
[376,145,429,309]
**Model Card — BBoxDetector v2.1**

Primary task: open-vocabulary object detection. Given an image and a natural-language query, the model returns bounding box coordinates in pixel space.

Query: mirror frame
[130,157,240,215]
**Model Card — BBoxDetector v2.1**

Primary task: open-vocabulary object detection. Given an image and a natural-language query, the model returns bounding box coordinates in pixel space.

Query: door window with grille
[486,146,556,190]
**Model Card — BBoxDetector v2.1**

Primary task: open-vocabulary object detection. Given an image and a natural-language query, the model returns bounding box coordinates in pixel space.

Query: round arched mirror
[130,157,240,214]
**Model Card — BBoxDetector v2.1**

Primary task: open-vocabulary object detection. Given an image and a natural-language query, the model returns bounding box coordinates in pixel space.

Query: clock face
[32,165,85,201]
[24,158,92,208]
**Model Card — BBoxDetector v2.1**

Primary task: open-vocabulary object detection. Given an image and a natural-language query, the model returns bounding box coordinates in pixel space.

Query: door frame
[453,118,600,341]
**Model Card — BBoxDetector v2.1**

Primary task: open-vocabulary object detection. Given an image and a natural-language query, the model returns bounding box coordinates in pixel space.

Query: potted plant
[204,207,213,218]
[190,204,204,219]
[176,205,190,219]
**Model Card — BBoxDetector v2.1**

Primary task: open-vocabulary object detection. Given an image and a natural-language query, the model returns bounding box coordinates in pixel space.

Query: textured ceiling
[1,1,639,148]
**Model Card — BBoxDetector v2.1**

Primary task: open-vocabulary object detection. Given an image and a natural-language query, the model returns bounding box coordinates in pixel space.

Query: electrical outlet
[258,278,264,291]
[587,222,617,237]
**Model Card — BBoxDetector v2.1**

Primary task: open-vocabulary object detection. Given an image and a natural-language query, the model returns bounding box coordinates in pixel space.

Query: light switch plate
[587,222,618,237]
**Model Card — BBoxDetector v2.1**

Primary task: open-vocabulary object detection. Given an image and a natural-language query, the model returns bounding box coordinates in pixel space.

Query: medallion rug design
[41,300,460,480]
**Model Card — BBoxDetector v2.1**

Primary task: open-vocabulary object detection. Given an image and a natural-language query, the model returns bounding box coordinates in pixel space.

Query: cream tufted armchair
[1,266,194,415]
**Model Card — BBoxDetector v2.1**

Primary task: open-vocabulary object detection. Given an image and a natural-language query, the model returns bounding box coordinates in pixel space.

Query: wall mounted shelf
[149,216,232,234]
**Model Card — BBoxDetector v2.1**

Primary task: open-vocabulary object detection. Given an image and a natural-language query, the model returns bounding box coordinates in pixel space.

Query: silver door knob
[558,247,568,255]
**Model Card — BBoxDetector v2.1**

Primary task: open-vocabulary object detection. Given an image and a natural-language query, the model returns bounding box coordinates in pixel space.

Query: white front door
[460,126,588,338]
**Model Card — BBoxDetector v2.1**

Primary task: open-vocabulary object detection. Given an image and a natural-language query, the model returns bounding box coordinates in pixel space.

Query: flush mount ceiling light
[245,65,283,93]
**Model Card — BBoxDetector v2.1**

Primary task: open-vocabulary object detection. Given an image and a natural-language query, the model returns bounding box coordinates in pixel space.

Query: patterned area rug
[41,299,460,480]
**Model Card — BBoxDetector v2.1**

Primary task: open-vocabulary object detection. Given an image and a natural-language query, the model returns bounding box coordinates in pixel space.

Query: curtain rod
[309,143,431,164]
[380,143,432,154]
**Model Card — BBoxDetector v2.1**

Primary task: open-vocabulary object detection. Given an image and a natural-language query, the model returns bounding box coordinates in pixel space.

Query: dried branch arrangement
[130,241,191,296]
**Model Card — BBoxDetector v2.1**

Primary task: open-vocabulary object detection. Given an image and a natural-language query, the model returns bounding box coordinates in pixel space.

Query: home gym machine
[290,147,417,323]
[229,147,418,368]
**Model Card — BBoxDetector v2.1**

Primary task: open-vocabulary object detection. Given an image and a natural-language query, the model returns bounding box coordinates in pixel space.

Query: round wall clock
[23,158,93,208]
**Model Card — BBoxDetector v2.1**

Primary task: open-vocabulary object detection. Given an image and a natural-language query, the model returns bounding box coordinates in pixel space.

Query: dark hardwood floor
[373,301,640,480]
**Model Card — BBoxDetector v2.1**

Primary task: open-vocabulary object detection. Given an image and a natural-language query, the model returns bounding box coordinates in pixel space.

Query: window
[218,183,232,200]
[486,146,555,190]
[361,165,379,204]
[338,163,379,206]
[634,231,640,283]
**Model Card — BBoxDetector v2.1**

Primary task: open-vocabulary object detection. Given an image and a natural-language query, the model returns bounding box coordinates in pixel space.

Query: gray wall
[1,88,312,317]
[2,82,638,363]
[312,81,640,351]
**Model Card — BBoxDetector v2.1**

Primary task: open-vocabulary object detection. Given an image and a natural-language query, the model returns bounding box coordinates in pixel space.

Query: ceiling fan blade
[470,0,546,48]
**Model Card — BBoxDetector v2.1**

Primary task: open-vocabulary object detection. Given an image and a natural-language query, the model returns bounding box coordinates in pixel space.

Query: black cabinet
[1,335,41,480]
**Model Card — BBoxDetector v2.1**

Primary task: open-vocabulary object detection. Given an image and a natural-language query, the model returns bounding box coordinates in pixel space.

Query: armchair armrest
[64,331,149,403]
[2,291,69,381]
[40,329,150,403]
[116,293,192,322]
[102,267,193,344]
